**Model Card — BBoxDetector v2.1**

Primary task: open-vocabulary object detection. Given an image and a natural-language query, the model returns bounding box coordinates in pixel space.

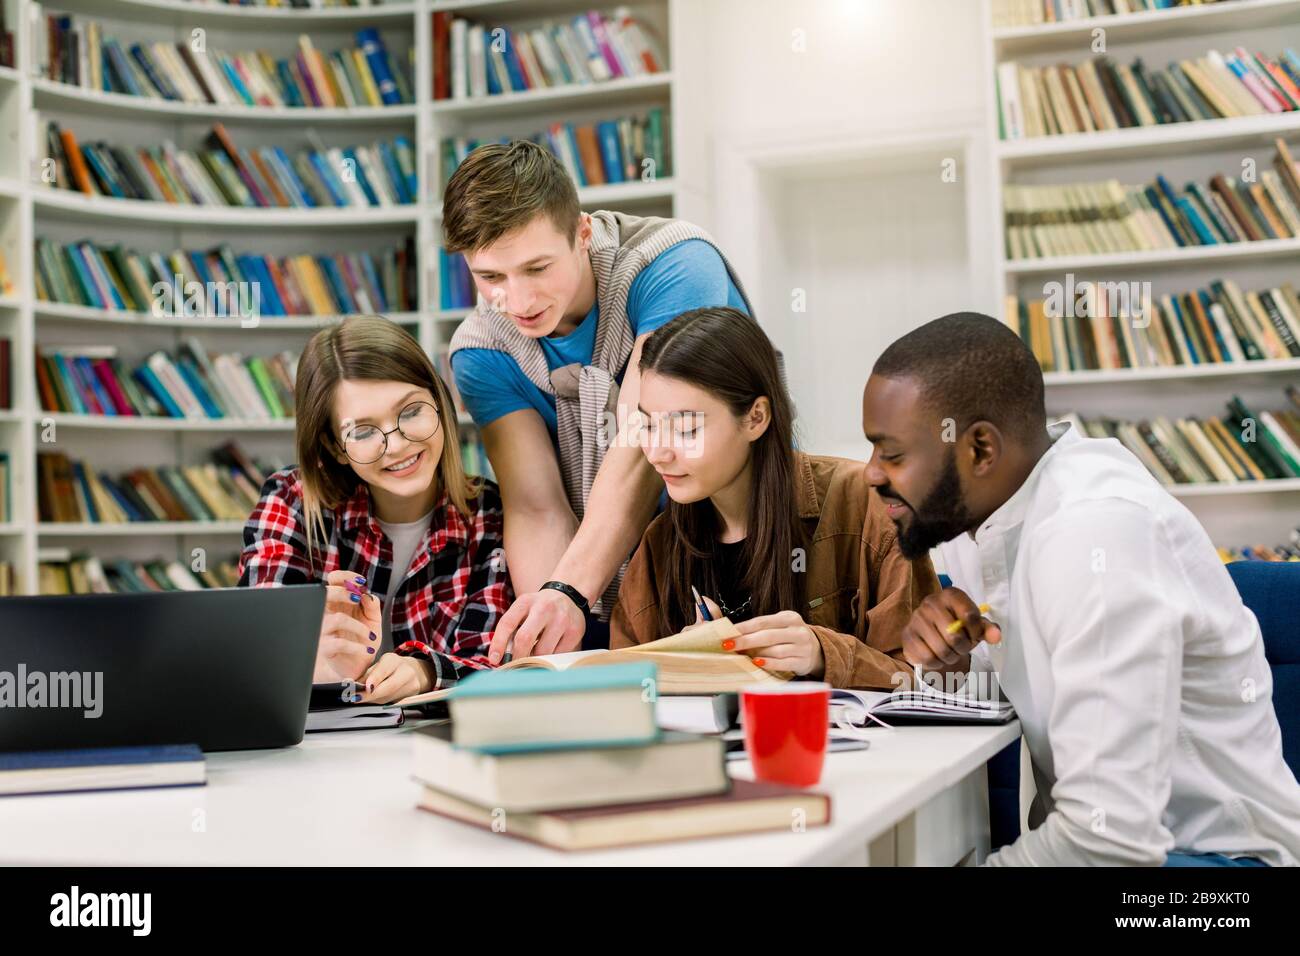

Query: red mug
[740,682,830,787]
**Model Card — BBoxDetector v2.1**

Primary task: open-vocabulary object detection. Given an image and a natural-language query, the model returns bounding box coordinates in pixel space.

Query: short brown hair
[441,140,581,253]
[295,315,479,569]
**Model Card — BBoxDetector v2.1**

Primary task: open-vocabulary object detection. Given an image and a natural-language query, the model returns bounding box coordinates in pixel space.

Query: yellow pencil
[946,603,992,635]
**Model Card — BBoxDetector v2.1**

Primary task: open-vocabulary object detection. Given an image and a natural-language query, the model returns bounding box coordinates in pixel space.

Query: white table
[0,720,1020,866]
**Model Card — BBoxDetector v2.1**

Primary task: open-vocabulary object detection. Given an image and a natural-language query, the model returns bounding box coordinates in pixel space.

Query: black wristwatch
[540,580,590,616]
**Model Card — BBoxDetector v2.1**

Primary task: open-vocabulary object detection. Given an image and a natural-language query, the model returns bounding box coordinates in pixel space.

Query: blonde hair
[295,315,478,570]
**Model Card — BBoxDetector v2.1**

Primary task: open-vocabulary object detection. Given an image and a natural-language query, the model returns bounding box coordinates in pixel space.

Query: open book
[831,686,1015,726]
[397,618,787,707]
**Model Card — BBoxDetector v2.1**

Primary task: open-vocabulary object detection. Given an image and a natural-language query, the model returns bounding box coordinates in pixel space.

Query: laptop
[0,584,325,753]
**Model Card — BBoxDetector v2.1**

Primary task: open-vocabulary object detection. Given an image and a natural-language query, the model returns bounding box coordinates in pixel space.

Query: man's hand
[487,588,586,664]
[901,587,1001,672]
[729,611,825,678]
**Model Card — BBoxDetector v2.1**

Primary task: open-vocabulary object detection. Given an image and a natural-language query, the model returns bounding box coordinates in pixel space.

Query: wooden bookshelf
[983,0,1300,548]
[0,0,685,593]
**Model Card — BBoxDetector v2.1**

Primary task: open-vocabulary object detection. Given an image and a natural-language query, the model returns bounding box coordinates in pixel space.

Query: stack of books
[41,121,417,208]
[38,549,243,595]
[1006,276,1300,372]
[37,440,272,525]
[437,248,473,310]
[1005,139,1300,259]
[998,48,1300,140]
[36,342,297,421]
[1060,386,1300,486]
[1007,139,1300,258]
[33,10,413,108]
[992,0,1246,28]
[35,237,417,317]
[413,663,829,851]
[432,8,665,100]
[439,108,669,190]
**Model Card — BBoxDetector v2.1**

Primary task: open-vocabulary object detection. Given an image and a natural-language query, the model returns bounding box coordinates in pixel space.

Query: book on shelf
[34,237,417,318]
[0,249,14,297]
[1058,385,1300,486]
[1004,138,1300,259]
[437,247,474,310]
[0,451,9,523]
[432,8,666,101]
[1004,276,1300,372]
[0,4,12,70]
[37,548,243,596]
[1218,540,1300,562]
[439,108,670,190]
[0,563,16,596]
[36,440,274,525]
[991,0,1249,29]
[460,438,492,480]
[0,336,11,409]
[35,343,298,421]
[38,119,417,209]
[997,47,1300,140]
[31,8,414,108]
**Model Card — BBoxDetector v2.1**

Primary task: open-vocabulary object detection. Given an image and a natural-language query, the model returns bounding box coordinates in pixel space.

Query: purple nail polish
[369,632,377,642]
[367,647,375,655]
[354,576,366,585]
[350,593,361,603]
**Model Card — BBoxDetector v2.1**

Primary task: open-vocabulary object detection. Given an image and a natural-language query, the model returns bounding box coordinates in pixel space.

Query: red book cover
[93,359,136,415]
[432,11,451,100]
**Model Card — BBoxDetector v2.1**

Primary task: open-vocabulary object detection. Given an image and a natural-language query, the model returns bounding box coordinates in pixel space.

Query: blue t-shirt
[451,239,749,439]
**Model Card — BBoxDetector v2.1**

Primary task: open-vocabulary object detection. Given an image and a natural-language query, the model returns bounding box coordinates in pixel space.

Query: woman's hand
[314,570,382,682]
[730,611,826,678]
[357,653,435,704]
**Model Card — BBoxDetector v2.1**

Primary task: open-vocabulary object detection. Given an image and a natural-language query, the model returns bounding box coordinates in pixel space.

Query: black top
[711,538,754,622]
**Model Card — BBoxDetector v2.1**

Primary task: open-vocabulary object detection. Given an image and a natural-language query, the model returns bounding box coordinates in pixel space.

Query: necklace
[718,594,753,618]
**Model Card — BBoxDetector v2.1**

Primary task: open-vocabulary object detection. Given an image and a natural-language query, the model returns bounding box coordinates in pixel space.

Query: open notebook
[831,686,1015,726]
[396,618,788,707]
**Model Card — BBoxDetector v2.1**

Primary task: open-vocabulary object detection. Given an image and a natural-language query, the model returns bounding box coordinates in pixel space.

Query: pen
[946,603,993,635]
[691,585,714,622]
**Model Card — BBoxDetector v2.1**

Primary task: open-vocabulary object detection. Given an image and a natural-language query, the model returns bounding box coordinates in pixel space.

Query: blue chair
[1226,561,1300,775]
[979,560,1300,850]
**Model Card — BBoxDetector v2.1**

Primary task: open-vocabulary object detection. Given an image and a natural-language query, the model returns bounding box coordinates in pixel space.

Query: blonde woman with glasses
[239,315,512,704]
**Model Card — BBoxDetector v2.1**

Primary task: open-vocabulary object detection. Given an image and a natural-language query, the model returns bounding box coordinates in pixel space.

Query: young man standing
[443,141,753,660]
[861,311,1300,866]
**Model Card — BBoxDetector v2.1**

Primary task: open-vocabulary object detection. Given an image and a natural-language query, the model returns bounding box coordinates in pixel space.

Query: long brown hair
[639,307,803,635]
[295,315,477,570]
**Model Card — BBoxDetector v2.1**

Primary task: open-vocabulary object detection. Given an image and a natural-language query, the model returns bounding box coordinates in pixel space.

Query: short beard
[896,449,976,560]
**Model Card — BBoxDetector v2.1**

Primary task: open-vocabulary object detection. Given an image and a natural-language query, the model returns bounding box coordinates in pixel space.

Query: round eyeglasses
[341,401,441,465]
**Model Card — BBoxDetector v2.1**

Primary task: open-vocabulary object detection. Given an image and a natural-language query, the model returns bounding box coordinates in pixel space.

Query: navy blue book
[0,744,206,797]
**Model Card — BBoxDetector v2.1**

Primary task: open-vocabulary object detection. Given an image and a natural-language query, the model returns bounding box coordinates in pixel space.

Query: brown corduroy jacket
[610,452,940,689]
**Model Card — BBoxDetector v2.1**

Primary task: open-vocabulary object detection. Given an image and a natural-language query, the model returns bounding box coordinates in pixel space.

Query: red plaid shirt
[238,467,512,690]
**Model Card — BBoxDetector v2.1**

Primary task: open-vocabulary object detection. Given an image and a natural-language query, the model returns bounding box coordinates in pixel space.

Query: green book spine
[246,358,284,418]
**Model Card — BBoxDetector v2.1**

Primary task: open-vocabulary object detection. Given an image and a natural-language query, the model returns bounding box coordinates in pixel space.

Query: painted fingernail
[352,694,362,703]
[754,658,767,668]
[722,639,736,651]
[350,593,361,603]
[369,631,377,642]
[367,647,375,655]
[354,576,366,585]
[366,682,374,692]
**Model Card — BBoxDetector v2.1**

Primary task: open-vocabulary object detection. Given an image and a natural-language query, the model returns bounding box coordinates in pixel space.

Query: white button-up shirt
[940,421,1300,866]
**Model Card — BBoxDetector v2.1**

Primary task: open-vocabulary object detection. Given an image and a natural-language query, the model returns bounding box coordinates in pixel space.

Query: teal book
[448,660,659,755]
